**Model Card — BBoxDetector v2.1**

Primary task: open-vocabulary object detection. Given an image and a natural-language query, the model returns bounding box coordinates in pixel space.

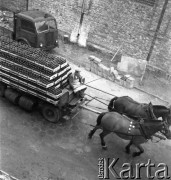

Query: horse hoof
[125,149,130,154]
[88,135,92,139]
[88,131,93,139]
[132,152,140,157]
[88,133,92,139]
[102,146,108,150]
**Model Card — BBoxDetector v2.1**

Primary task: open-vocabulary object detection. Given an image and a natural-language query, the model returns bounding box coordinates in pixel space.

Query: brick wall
[88,0,153,57]
[29,0,81,34]
[29,0,171,73]
[87,0,171,72]
[0,0,27,11]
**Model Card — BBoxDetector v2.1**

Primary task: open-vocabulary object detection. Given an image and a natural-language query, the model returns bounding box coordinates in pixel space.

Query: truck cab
[13,10,59,50]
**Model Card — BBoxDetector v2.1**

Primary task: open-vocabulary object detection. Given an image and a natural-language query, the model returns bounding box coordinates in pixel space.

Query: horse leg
[88,126,100,139]
[125,140,133,154]
[99,130,110,150]
[132,144,144,157]
[162,116,167,122]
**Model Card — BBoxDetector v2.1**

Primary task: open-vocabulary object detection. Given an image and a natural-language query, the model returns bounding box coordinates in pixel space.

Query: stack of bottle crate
[0,36,72,105]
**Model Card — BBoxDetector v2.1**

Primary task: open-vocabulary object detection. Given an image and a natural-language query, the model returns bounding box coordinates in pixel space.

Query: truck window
[35,19,57,32]
[21,19,35,33]
[35,21,48,32]
[46,20,56,30]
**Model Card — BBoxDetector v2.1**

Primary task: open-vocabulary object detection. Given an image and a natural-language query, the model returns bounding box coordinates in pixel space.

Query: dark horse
[108,96,171,122]
[88,112,171,157]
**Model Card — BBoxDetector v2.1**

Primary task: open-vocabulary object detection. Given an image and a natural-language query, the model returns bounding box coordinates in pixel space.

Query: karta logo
[98,158,170,179]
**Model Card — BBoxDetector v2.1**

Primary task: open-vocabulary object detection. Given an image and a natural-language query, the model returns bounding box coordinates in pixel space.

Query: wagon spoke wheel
[0,82,7,97]
[41,104,61,123]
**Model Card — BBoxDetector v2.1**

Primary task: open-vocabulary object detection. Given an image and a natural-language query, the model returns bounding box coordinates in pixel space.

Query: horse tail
[96,112,106,126]
[88,112,107,139]
[108,96,118,111]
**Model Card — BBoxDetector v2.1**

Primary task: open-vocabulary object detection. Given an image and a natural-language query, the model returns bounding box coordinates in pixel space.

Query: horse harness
[127,118,165,140]
[142,104,157,121]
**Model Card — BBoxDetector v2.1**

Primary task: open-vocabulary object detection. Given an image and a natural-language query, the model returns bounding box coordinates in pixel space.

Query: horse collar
[128,120,149,139]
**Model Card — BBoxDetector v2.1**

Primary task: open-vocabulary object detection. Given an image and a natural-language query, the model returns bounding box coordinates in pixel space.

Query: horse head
[157,105,171,139]
[160,120,171,139]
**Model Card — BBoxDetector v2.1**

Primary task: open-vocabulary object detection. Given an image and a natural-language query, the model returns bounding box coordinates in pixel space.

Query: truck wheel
[41,104,61,123]
[18,96,36,112]
[4,88,20,105]
[0,82,7,97]
[19,40,30,46]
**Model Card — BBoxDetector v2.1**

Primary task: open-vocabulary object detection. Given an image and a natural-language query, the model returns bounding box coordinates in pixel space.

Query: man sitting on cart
[69,69,87,98]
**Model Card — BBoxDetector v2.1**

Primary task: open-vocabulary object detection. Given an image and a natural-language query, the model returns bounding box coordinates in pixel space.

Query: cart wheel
[0,82,7,97]
[4,88,20,105]
[41,104,61,123]
[18,96,36,112]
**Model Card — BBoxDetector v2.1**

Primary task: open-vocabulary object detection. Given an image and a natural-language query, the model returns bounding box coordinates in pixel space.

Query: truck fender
[17,38,31,46]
